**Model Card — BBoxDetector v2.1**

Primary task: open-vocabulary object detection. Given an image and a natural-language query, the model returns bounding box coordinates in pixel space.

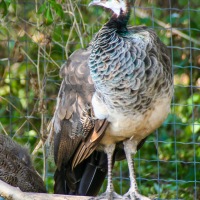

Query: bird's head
[89,0,134,17]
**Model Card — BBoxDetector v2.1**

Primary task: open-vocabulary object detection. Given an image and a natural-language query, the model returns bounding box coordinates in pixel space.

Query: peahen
[0,134,46,193]
[52,0,173,199]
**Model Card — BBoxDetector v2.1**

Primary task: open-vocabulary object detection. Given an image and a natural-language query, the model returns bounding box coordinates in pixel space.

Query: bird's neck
[105,3,131,33]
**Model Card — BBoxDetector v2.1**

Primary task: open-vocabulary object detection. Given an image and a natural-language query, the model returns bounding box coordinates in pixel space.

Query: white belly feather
[92,93,171,145]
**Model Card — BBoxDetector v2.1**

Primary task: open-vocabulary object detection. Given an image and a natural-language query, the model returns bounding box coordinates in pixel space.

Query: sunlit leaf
[44,5,53,25]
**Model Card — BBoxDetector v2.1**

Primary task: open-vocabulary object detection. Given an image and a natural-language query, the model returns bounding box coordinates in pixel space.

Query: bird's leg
[105,144,115,196]
[123,139,151,200]
[96,144,122,200]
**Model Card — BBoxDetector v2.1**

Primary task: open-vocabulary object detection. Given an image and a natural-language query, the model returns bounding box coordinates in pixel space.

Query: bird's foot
[93,191,123,200]
[123,190,151,200]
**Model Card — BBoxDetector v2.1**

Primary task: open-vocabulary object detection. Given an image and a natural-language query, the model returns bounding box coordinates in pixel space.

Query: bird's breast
[93,95,171,145]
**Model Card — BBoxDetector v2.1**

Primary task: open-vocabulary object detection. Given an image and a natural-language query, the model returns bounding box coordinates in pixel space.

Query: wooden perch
[0,180,92,200]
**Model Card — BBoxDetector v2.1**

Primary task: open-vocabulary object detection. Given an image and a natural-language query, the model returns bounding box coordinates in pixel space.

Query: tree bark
[0,180,92,200]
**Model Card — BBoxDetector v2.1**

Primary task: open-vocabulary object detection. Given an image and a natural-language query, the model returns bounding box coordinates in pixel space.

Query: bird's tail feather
[77,151,107,196]
[54,151,108,196]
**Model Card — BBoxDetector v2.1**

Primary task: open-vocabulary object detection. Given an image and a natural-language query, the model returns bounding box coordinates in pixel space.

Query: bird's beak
[88,0,101,6]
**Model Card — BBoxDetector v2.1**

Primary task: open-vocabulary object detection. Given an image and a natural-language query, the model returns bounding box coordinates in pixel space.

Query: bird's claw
[92,191,123,200]
[123,190,151,200]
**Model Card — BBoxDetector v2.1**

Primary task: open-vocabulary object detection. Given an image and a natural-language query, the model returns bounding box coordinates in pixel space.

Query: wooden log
[0,180,93,200]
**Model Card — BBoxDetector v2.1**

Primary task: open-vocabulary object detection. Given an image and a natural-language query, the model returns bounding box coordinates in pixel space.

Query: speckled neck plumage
[106,1,130,32]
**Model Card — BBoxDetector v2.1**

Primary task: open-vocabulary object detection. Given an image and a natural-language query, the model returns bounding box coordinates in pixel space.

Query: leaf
[4,0,11,3]
[48,1,64,19]
[0,0,8,17]
[37,2,46,15]
[44,5,53,25]
[9,0,16,13]
[191,121,200,134]
[0,25,9,37]
[53,3,64,19]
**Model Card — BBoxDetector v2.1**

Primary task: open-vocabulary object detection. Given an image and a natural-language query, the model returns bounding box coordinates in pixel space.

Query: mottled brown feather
[72,119,109,168]
[0,134,46,193]
[53,47,109,171]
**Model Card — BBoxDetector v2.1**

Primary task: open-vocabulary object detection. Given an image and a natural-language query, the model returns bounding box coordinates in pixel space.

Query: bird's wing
[72,119,109,168]
[53,47,109,170]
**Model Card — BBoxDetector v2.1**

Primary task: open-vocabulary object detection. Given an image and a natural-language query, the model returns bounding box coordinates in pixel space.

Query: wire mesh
[0,0,199,199]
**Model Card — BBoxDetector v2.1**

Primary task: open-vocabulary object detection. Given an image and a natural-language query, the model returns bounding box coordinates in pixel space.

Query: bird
[52,47,148,197]
[51,0,173,199]
[0,133,46,193]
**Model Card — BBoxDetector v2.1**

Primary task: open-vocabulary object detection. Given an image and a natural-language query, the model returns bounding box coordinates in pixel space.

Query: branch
[135,8,200,46]
[0,180,91,200]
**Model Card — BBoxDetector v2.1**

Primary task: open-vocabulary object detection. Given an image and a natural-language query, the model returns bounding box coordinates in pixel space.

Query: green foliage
[0,0,199,199]
[37,0,64,25]
[0,0,8,17]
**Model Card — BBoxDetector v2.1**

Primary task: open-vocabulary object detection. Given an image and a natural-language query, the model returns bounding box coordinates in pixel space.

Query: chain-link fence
[0,0,199,199]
